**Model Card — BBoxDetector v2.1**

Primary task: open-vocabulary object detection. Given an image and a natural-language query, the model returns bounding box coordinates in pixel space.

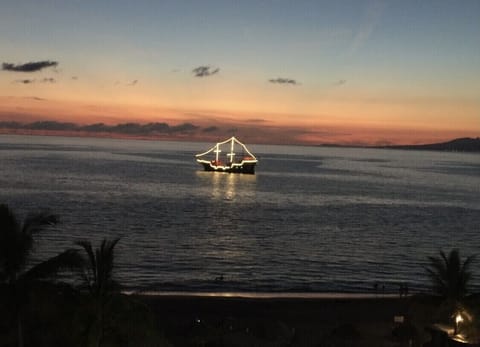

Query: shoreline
[124,290,405,299]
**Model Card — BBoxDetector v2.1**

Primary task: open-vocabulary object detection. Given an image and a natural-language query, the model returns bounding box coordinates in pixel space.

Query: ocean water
[1,134,479,294]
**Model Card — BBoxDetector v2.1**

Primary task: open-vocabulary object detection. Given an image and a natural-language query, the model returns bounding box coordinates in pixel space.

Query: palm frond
[461,254,476,274]
[76,241,97,275]
[22,211,58,235]
[76,240,98,294]
[77,238,120,297]
[96,238,120,295]
[425,249,476,301]
[19,249,83,284]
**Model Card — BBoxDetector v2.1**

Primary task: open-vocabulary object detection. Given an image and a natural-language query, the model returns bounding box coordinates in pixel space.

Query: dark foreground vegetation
[0,283,169,347]
[1,204,479,346]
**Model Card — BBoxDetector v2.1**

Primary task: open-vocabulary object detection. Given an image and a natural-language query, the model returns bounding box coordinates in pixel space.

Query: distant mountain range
[380,137,480,152]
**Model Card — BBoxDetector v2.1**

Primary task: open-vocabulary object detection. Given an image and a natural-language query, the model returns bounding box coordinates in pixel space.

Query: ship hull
[201,162,256,174]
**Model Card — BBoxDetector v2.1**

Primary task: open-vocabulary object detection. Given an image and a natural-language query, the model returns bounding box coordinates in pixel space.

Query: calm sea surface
[1,134,479,294]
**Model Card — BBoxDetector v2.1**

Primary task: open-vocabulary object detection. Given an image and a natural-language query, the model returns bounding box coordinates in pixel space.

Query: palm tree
[76,238,120,347]
[0,204,82,347]
[426,249,475,303]
[425,249,476,335]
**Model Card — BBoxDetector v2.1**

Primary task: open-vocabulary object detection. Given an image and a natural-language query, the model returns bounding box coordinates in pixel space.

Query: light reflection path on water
[195,171,257,202]
[193,171,259,268]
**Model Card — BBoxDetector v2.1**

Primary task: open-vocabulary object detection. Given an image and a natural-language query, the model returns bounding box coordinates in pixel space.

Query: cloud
[350,0,386,53]
[112,123,143,134]
[268,78,299,85]
[0,121,23,128]
[192,66,220,77]
[333,79,347,86]
[127,79,138,86]
[0,119,366,145]
[0,120,200,135]
[15,79,35,84]
[246,118,267,123]
[142,122,169,133]
[13,78,56,84]
[81,123,110,132]
[113,122,197,134]
[202,126,219,133]
[28,121,78,131]
[24,96,46,101]
[71,76,78,80]
[170,123,198,133]
[2,60,58,72]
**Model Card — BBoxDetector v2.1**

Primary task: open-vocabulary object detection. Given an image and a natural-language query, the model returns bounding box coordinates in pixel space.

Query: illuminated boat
[195,136,258,174]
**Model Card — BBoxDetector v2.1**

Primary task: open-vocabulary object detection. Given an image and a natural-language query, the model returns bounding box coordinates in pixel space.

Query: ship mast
[227,136,236,164]
[214,143,221,162]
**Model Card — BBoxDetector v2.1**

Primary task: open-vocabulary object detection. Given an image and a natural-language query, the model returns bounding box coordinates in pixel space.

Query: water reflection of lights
[196,171,257,201]
[194,171,258,263]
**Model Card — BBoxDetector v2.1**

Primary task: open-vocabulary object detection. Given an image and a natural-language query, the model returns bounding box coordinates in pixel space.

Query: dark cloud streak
[246,118,267,123]
[268,77,299,85]
[202,126,219,133]
[28,121,77,131]
[2,60,58,72]
[13,78,56,84]
[24,96,46,101]
[15,79,35,84]
[192,66,220,77]
[0,120,200,135]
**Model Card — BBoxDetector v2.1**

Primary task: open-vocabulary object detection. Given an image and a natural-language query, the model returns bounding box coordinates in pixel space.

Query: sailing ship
[195,136,258,174]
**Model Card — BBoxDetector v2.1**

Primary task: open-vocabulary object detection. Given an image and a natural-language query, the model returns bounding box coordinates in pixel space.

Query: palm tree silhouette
[426,248,476,335]
[76,238,120,347]
[426,249,475,303]
[0,204,82,347]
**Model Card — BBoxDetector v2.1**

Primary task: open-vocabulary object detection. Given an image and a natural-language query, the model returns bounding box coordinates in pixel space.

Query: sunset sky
[1,0,479,145]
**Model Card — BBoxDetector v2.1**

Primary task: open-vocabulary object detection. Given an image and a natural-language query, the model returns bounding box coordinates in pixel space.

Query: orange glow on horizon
[0,95,478,146]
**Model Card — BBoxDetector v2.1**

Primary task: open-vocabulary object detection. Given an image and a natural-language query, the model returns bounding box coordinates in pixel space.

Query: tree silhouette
[76,238,120,347]
[0,204,82,347]
[426,249,475,303]
[425,248,477,335]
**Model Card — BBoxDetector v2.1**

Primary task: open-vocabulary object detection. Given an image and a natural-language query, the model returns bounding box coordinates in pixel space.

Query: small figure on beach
[399,283,409,297]
[215,274,224,282]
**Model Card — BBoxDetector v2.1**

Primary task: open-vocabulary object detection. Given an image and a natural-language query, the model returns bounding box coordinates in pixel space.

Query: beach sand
[136,294,432,347]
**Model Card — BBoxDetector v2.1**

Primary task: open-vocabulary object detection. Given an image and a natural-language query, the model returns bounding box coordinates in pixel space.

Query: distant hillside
[382,137,480,152]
